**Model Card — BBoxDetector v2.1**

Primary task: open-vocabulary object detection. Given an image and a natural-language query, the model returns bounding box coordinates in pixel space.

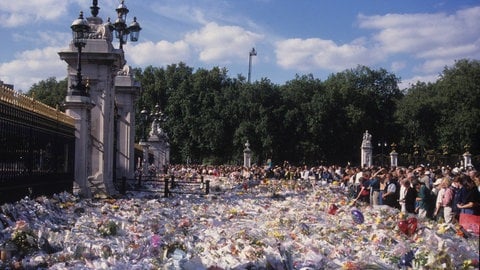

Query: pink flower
[178,218,191,228]
[151,234,161,248]
[14,220,29,233]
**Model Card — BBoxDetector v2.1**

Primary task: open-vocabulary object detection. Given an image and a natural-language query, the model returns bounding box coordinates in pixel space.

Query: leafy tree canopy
[27,59,480,167]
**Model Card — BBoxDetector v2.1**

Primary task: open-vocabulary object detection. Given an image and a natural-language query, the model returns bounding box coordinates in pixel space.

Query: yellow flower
[268,230,285,240]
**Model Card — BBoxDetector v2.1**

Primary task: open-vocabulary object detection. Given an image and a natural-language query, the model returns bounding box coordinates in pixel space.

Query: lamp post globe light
[152,104,168,125]
[70,11,90,96]
[109,0,142,49]
[69,1,140,95]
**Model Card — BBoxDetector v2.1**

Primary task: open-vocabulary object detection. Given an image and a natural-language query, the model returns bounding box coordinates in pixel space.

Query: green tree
[27,58,479,167]
[395,59,480,165]
[278,74,322,164]
[435,59,480,154]
[395,81,439,153]
[26,77,68,110]
[231,78,282,165]
[320,66,402,164]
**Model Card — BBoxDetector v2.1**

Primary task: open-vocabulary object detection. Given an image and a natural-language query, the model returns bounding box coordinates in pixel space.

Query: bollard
[120,176,126,195]
[164,177,169,197]
[137,173,142,188]
[205,180,210,195]
[170,175,175,189]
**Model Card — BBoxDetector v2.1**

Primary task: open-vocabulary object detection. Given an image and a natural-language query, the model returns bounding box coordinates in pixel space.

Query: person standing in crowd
[354,167,363,189]
[301,165,310,181]
[321,167,333,183]
[285,166,294,180]
[369,168,385,206]
[431,170,444,196]
[456,175,480,215]
[414,179,431,219]
[418,166,432,189]
[452,176,464,221]
[442,177,457,224]
[404,178,417,214]
[294,167,302,180]
[356,170,372,204]
[433,177,450,222]
[469,170,480,192]
[399,178,417,214]
[382,172,399,208]
[398,178,408,213]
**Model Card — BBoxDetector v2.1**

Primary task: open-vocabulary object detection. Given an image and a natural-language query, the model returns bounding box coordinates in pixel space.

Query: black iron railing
[0,85,75,203]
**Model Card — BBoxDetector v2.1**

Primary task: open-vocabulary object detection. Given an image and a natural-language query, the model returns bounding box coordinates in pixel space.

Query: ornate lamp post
[110,0,142,49]
[248,47,257,83]
[140,108,149,142]
[138,108,149,185]
[377,141,387,167]
[441,144,449,166]
[413,143,420,166]
[152,104,168,126]
[70,11,90,96]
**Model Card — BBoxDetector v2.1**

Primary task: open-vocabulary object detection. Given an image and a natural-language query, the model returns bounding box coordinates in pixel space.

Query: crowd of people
[349,165,480,223]
[164,162,480,225]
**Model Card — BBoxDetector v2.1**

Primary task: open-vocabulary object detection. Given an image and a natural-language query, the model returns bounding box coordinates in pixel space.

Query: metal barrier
[117,175,210,197]
[167,175,210,196]
[0,85,75,203]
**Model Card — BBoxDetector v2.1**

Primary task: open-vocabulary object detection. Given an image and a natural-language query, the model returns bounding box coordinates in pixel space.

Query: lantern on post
[70,11,90,96]
[110,0,142,49]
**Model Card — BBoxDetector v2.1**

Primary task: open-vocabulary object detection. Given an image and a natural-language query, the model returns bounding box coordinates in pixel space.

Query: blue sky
[1,0,479,92]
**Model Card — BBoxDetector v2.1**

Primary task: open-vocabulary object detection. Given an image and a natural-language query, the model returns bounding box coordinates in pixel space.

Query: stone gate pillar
[59,3,140,197]
[147,120,170,174]
[115,74,140,180]
[463,145,472,169]
[244,141,252,168]
[390,143,398,168]
[360,130,372,168]
[64,96,94,196]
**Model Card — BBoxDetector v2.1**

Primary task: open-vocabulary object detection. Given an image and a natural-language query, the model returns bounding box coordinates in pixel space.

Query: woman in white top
[433,178,450,221]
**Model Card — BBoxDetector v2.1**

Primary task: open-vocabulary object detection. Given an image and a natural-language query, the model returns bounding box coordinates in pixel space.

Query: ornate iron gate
[0,85,75,203]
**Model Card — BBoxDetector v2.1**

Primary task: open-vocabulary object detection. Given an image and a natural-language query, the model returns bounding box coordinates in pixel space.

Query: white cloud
[0,46,66,91]
[151,4,208,25]
[273,6,480,85]
[184,22,263,63]
[417,41,480,59]
[0,0,69,27]
[399,74,441,90]
[127,40,191,66]
[2,1,478,92]
[391,61,406,72]
[414,58,453,74]
[13,31,71,47]
[274,38,381,72]
[358,6,480,75]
